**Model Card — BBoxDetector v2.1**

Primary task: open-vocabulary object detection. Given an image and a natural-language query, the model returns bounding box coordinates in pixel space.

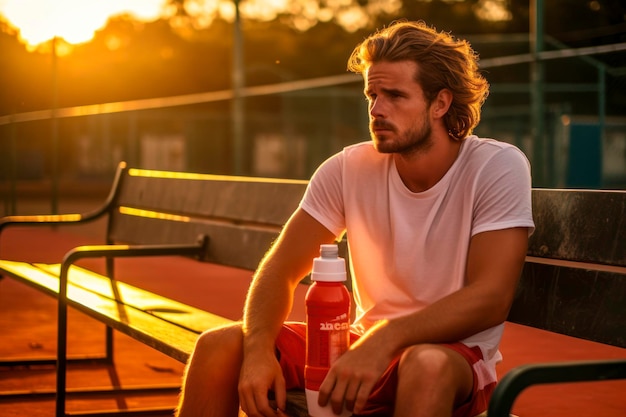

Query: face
[364,60,433,155]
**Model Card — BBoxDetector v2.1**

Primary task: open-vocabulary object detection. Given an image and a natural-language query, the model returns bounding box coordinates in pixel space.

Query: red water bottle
[305,244,351,417]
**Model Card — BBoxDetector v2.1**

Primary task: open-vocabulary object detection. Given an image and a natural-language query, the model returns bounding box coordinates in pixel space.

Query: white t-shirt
[300,136,534,366]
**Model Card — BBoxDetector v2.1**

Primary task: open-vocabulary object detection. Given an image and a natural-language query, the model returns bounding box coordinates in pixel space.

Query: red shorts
[275,322,495,417]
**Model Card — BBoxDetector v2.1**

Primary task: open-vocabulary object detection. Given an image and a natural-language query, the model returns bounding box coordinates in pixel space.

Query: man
[177,20,534,417]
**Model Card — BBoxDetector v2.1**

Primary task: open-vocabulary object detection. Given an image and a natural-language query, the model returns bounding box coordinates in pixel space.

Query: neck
[394,134,464,193]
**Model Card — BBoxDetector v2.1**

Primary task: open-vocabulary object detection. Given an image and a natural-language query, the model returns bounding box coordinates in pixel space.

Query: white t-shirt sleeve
[299,152,347,238]
[471,145,535,236]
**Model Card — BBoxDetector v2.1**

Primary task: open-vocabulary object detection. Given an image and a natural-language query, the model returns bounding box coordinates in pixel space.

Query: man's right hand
[238,348,287,417]
[239,208,337,415]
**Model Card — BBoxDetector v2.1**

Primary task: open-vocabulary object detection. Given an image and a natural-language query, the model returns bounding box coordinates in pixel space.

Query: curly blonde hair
[348,20,489,140]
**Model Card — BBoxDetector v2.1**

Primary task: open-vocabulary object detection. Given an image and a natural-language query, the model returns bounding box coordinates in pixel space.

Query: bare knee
[177,323,245,416]
[398,344,473,405]
[185,322,245,379]
[399,345,453,379]
[195,323,244,354]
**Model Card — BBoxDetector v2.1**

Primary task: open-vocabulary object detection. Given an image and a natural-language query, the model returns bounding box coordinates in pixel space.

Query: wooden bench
[1,162,625,416]
[0,161,311,416]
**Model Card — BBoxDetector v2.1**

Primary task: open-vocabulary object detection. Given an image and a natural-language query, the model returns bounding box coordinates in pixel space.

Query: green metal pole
[232,0,245,175]
[51,36,59,214]
[530,0,546,186]
[598,65,606,187]
[9,119,17,215]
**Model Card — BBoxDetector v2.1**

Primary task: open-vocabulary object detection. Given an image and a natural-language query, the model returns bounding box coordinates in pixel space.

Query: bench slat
[0,260,227,362]
[109,214,280,270]
[105,169,308,272]
[0,261,198,362]
[116,172,307,226]
[529,189,626,266]
[36,263,233,333]
[510,260,626,347]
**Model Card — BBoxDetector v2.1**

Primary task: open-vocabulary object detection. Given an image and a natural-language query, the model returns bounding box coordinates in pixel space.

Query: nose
[369,97,386,119]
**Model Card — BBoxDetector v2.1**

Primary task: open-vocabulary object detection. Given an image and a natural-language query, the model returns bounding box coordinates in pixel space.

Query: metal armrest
[58,237,209,289]
[0,212,97,229]
[488,359,626,417]
[0,162,127,237]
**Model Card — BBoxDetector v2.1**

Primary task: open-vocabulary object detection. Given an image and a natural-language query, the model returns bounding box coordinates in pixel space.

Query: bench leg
[57,284,69,417]
[105,325,114,363]
[54,285,116,416]
[52,270,179,416]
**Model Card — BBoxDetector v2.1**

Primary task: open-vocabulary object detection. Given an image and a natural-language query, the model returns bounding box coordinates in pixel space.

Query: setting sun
[0,0,166,49]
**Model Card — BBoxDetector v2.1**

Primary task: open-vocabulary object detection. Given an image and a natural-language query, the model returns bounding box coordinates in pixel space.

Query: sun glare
[0,0,166,50]
[1,0,408,50]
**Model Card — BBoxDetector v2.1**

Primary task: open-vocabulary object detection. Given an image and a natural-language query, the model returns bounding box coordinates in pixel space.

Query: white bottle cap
[311,244,347,282]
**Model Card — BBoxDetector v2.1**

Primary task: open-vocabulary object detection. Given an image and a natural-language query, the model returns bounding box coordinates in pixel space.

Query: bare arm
[374,226,529,347]
[320,226,529,414]
[238,208,336,416]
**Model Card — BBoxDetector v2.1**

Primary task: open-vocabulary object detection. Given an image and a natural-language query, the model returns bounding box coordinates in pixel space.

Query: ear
[431,89,453,119]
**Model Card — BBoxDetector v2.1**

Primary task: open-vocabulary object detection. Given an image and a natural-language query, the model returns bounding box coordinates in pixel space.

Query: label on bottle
[305,307,350,391]
[308,310,349,365]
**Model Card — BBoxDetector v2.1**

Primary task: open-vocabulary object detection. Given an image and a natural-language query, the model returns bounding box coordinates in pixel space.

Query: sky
[0,0,519,55]
[0,0,167,47]
[0,0,410,49]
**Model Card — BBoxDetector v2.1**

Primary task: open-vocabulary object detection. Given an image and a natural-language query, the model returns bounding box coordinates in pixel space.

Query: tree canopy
[1,0,624,116]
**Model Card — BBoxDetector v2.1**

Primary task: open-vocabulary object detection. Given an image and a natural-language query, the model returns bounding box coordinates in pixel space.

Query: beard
[370,117,433,156]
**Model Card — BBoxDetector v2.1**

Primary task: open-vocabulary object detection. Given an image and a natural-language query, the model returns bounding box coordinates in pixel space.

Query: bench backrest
[510,188,626,348]
[105,163,307,271]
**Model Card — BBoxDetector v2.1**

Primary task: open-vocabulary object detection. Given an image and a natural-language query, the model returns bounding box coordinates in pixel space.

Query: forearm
[241,208,337,354]
[366,282,511,357]
[361,227,528,356]
[242,257,299,352]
